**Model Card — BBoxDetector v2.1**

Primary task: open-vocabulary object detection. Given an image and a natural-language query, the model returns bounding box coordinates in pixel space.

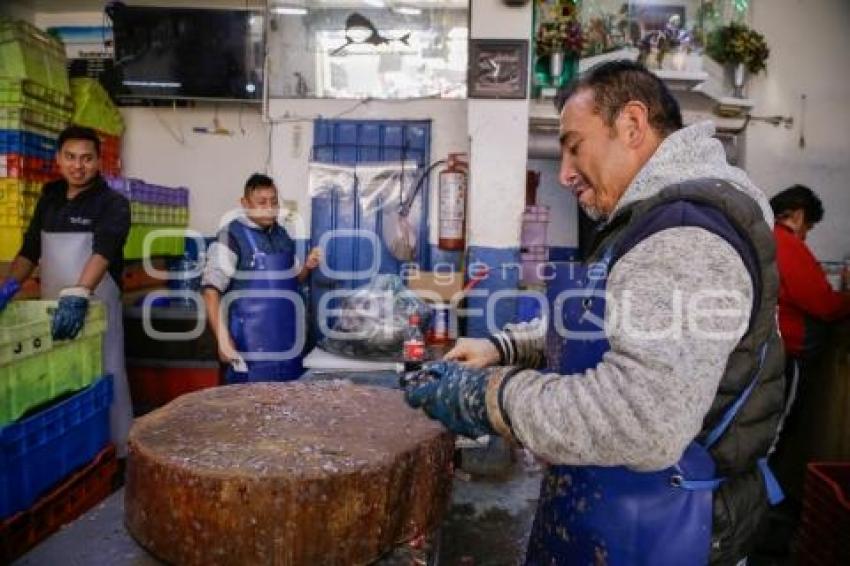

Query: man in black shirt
[0,125,133,455]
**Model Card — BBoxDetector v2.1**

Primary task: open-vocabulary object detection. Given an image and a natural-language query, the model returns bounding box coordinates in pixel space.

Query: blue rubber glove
[404,360,494,439]
[0,278,21,313]
[51,288,90,340]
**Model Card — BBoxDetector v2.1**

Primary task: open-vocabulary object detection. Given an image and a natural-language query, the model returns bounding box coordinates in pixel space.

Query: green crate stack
[0,19,69,95]
[0,300,107,426]
[1,19,74,261]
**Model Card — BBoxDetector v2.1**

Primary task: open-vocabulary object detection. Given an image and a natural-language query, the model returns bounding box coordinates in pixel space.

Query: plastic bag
[355,161,417,214]
[308,162,356,199]
[382,194,421,262]
[320,274,431,361]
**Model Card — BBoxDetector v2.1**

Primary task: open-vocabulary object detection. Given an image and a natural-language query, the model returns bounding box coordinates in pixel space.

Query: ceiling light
[271,5,308,15]
[364,0,386,7]
[393,6,422,16]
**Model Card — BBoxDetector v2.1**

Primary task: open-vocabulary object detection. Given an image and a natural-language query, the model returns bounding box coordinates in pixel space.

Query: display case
[533,0,753,99]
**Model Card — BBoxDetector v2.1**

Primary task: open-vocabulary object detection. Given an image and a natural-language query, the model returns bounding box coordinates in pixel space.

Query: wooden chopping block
[125,381,454,565]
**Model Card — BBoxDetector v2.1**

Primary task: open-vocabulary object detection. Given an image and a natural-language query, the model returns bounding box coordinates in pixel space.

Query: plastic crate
[798,462,850,566]
[128,361,221,414]
[70,78,124,136]
[0,226,26,261]
[0,129,58,160]
[0,177,40,221]
[0,374,112,520]
[0,78,73,112]
[0,98,71,122]
[0,301,106,426]
[0,152,55,182]
[0,19,69,95]
[124,225,186,259]
[0,106,68,134]
[0,443,117,563]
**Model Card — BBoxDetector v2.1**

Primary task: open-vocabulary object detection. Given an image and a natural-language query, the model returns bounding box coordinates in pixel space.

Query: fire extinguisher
[438,153,468,251]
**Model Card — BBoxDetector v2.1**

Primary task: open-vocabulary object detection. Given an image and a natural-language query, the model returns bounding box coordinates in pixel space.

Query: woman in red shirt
[771,185,850,359]
[757,185,850,558]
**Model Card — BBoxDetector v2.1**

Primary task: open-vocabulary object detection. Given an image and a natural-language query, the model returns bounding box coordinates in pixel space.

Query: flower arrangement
[705,21,769,74]
[535,0,584,57]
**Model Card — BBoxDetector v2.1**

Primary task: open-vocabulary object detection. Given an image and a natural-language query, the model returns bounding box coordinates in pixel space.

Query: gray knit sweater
[498,121,774,472]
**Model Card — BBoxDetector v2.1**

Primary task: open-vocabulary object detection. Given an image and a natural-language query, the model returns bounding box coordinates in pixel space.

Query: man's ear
[617,101,650,148]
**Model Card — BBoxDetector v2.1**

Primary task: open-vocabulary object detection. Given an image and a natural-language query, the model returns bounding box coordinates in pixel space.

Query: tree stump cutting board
[125,381,454,565]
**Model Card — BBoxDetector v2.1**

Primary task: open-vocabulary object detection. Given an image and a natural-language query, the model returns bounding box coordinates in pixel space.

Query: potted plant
[705,21,769,97]
[535,0,584,87]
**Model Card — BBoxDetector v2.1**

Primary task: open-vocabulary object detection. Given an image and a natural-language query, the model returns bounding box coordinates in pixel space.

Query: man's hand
[304,247,322,271]
[444,337,500,368]
[51,287,90,340]
[218,333,247,372]
[404,360,494,439]
[0,278,21,313]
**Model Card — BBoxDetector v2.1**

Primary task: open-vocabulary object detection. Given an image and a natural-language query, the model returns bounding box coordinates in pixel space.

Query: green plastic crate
[0,19,69,95]
[0,78,73,111]
[0,300,106,425]
[0,96,72,121]
[70,78,124,136]
[0,106,68,134]
[124,225,186,259]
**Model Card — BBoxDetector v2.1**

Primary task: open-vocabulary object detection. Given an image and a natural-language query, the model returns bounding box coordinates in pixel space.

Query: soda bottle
[403,312,425,372]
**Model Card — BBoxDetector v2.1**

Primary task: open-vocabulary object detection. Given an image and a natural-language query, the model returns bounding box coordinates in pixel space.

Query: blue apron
[526,248,782,565]
[225,222,304,384]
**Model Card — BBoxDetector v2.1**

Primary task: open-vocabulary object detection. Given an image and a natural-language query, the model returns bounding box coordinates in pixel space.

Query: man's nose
[559,155,579,187]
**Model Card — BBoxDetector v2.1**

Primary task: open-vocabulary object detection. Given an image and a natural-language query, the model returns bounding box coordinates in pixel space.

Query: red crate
[797,462,850,565]
[128,362,221,412]
[0,444,118,563]
[1,153,57,183]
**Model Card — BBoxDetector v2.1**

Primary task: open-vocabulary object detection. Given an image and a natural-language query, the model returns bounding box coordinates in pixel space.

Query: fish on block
[125,381,454,565]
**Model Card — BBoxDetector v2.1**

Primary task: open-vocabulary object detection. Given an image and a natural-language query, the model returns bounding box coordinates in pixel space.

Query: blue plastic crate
[0,374,112,520]
[0,128,57,161]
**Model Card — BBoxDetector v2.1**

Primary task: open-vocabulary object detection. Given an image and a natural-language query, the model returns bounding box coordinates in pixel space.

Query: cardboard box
[406,271,465,303]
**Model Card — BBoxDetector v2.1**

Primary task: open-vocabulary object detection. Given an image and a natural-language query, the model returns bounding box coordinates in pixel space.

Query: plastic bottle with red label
[403,313,425,372]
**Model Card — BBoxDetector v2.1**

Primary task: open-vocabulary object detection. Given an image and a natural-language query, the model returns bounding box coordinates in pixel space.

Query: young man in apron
[0,125,132,457]
[201,173,321,383]
[404,61,786,565]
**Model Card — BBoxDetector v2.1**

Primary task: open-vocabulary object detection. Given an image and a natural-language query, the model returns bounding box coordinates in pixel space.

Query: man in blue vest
[405,61,785,565]
[202,173,320,383]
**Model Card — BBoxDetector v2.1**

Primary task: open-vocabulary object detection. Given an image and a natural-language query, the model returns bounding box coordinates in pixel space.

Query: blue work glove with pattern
[0,278,21,313]
[51,288,90,340]
[404,360,494,439]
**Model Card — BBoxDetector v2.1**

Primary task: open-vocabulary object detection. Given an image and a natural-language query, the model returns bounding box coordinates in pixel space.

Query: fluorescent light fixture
[271,6,308,15]
[364,0,386,7]
[393,6,422,16]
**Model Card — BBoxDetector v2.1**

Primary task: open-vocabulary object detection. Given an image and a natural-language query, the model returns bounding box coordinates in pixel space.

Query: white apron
[40,232,132,457]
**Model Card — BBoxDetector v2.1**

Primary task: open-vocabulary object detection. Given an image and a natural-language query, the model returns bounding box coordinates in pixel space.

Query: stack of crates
[0,300,114,561]
[69,78,124,177]
[0,18,73,261]
[106,176,190,259]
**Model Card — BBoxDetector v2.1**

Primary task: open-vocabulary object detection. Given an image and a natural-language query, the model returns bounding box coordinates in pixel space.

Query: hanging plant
[705,22,769,74]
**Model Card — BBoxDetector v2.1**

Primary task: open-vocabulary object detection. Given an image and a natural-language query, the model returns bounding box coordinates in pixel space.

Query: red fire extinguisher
[438,153,468,251]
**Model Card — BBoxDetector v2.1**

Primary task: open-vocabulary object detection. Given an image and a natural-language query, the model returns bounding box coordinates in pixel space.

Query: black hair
[555,60,683,136]
[57,125,101,155]
[769,184,824,225]
[244,173,276,197]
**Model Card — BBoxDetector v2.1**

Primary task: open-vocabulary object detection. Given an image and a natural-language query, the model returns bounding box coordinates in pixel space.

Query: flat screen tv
[107,3,264,102]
